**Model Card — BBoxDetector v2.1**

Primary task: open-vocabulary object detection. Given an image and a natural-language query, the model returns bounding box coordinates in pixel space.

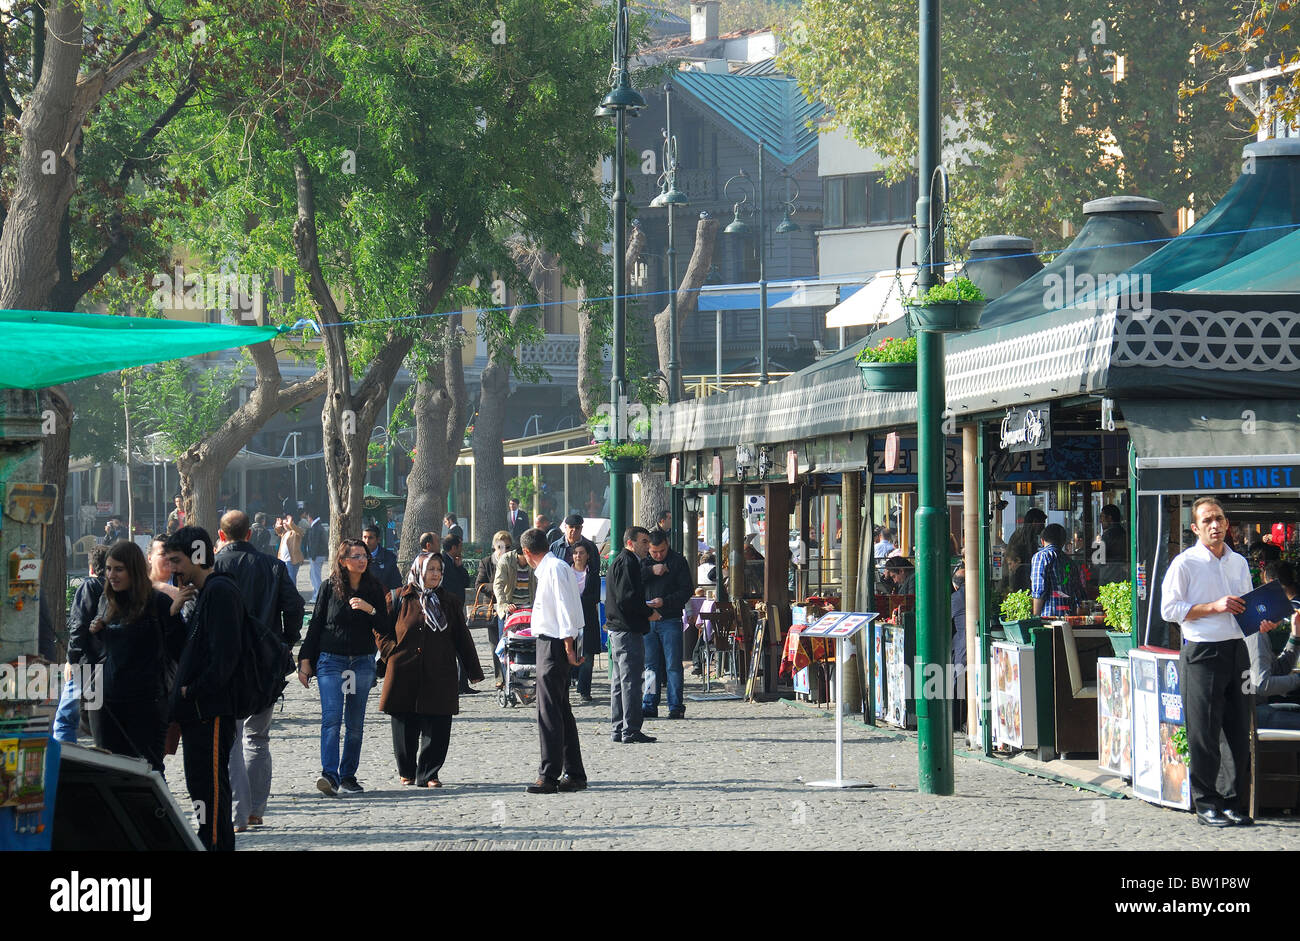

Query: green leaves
[1097,580,1132,632]
[855,336,917,364]
[999,589,1034,623]
[912,276,987,305]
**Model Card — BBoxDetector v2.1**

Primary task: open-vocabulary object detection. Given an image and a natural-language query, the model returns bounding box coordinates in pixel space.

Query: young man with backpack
[163,526,243,852]
[215,510,304,832]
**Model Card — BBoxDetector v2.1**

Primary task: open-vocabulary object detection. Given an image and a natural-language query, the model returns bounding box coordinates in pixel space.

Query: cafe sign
[1000,404,1051,453]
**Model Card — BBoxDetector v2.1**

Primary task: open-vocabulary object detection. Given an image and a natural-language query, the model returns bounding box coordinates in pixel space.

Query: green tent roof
[0,310,287,389]
[1176,226,1300,293]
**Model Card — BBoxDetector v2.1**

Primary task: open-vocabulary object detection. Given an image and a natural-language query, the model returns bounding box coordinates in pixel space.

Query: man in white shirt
[1160,496,1265,827]
[518,528,588,794]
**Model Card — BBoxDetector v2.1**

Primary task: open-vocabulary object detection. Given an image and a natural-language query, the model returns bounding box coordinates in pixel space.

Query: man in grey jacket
[1250,611,1300,730]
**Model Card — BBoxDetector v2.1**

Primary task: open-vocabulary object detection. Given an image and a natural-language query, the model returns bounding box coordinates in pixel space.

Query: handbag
[467,584,497,632]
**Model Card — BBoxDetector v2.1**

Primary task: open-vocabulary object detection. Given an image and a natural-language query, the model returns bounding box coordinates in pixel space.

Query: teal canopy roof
[1177,226,1300,293]
[673,71,823,165]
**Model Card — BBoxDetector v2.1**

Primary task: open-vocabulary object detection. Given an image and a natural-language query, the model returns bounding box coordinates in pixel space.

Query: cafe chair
[1248,694,1300,819]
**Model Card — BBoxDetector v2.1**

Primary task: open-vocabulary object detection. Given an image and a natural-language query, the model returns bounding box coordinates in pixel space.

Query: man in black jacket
[439,533,478,695]
[215,510,304,831]
[363,523,403,605]
[55,545,108,744]
[641,530,692,719]
[606,526,658,744]
[550,513,600,569]
[164,526,243,852]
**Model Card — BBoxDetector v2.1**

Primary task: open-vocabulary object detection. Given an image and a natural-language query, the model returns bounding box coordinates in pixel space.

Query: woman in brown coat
[375,552,484,787]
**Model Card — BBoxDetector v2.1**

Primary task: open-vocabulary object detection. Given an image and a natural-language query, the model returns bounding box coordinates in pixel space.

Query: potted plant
[855,336,917,392]
[905,276,986,332]
[1097,580,1134,656]
[999,589,1042,644]
[596,440,648,473]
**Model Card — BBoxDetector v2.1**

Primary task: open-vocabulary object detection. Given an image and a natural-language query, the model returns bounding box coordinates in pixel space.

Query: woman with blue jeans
[298,538,388,796]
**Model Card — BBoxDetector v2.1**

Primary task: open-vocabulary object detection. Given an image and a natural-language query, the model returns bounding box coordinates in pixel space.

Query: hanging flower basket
[858,361,917,392]
[904,277,987,332]
[602,456,644,474]
[906,300,985,332]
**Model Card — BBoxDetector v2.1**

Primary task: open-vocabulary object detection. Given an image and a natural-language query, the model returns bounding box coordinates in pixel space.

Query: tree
[781,1,1244,253]
[1192,1,1300,134]
[637,214,718,529]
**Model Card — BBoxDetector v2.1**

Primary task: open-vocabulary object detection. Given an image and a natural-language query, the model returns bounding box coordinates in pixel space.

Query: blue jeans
[643,618,683,712]
[53,674,81,743]
[316,652,375,784]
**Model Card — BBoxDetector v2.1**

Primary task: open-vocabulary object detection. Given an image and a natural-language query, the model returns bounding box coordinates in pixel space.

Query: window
[822,172,915,228]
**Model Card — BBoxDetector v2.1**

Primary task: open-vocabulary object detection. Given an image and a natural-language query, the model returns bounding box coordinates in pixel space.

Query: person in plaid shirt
[1030,523,1074,617]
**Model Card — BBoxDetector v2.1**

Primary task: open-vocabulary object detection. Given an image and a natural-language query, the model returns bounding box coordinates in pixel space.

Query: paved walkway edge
[777,698,1130,800]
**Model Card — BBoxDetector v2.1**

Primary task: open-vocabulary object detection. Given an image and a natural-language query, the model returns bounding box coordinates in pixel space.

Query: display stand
[801,611,878,789]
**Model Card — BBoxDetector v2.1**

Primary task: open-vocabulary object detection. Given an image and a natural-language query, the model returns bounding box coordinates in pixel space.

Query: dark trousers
[181,715,237,851]
[89,699,166,773]
[536,636,586,783]
[391,713,452,785]
[488,619,502,679]
[1182,639,1251,814]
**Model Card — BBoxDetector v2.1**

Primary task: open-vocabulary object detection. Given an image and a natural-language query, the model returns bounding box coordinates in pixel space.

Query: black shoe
[643,707,659,718]
[526,778,558,794]
[611,733,623,743]
[668,708,685,719]
[460,686,479,695]
[557,775,588,792]
[578,693,593,703]
[623,731,657,744]
[339,777,364,793]
[1196,808,1234,827]
[1222,808,1254,826]
[316,775,340,797]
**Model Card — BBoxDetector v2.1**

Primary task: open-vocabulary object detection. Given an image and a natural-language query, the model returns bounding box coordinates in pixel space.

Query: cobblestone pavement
[163,598,1300,851]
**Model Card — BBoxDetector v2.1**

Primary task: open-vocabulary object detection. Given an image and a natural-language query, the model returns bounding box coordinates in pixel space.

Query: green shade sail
[0,310,287,389]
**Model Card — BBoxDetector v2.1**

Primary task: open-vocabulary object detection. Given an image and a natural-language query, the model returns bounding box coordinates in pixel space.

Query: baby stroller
[495,608,537,707]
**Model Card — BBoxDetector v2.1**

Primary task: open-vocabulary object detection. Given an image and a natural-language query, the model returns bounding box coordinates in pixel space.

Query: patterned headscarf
[407,551,448,631]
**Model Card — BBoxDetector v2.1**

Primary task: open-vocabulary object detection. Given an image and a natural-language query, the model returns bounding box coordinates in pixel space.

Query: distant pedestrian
[476,531,512,687]
[165,496,186,535]
[302,507,329,596]
[376,552,483,787]
[442,513,463,542]
[215,510,304,832]
[606,526,657,744]
[363,523,402,607]
[298,538,388,796]
[275,512,305,588]
[517,528,588,794]
[56,545,108,744]
[249,512,278,556]
[653,509,672,541]
[507,498,528,546]
[163,526,242,852]
[102,517,127,545]
[569,541,601,703]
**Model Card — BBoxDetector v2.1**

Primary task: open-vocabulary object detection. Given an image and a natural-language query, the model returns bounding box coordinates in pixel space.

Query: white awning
[824,265,958,328]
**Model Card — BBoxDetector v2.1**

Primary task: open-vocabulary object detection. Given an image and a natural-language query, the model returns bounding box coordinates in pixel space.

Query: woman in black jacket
[298,538,389,796]
[86,540,183,772]
[570,542,601,703]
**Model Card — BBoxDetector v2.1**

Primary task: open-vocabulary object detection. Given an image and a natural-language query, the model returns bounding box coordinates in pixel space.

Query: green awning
[1176,227,1300,293]
[0,310,287,389]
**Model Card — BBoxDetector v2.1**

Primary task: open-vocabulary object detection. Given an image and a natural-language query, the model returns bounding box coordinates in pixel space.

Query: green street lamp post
[597,0,644,549]
[914,0,954,796]
[722,143,799,387]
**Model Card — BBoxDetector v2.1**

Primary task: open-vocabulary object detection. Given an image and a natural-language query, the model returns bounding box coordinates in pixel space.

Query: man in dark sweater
[641,530,692,719]
[440,533,478,694]
[605,526,658,744]
[215,510,304,831]
[164,526,243,852]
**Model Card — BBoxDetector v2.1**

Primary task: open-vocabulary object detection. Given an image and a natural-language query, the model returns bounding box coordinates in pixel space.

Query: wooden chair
[1248,694,1300,818]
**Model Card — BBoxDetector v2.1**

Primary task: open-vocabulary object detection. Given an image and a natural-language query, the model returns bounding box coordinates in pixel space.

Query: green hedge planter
[858,361,918,392]
[1107,631,1135,657]
[906,300,985,332]
[1000,617,1043,645]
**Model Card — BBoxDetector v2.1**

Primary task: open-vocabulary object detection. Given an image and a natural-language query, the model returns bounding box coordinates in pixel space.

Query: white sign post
[801,611,879,789]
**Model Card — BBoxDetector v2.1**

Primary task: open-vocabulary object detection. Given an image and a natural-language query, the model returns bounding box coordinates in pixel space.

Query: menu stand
[802,612,878,789]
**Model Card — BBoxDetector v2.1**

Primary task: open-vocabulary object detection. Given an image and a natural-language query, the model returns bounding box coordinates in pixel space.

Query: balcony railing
[518,334,582,367]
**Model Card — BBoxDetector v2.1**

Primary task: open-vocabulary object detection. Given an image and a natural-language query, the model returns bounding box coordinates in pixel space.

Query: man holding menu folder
[1160,497,1290,828]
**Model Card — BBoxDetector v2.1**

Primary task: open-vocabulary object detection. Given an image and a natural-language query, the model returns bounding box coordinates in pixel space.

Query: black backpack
[217,574,295,719]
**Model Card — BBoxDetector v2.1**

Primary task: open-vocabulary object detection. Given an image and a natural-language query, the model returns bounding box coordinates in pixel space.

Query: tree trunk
[640,215,719,533]
[39,386,72,654]
[173,340,326,534]
[576,224,646,420]
[0,0,152,309]
[399,315,465,567]
[472,352,510,548]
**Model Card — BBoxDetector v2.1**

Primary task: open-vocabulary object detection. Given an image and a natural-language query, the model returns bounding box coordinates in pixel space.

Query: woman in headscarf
[375,552,484,787]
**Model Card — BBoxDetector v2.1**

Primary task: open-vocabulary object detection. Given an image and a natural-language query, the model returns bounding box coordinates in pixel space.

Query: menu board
[1130,650,1190,810]
[1096,657,1132,778]
[873,622,887,723]
[802,611,876,638]
[885,627,908,728]
[992,641,1037,750]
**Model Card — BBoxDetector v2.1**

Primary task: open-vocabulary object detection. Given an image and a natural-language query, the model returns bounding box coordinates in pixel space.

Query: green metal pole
[609,99,628,549]
[978,422,993,756]
[914,0,953,795]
